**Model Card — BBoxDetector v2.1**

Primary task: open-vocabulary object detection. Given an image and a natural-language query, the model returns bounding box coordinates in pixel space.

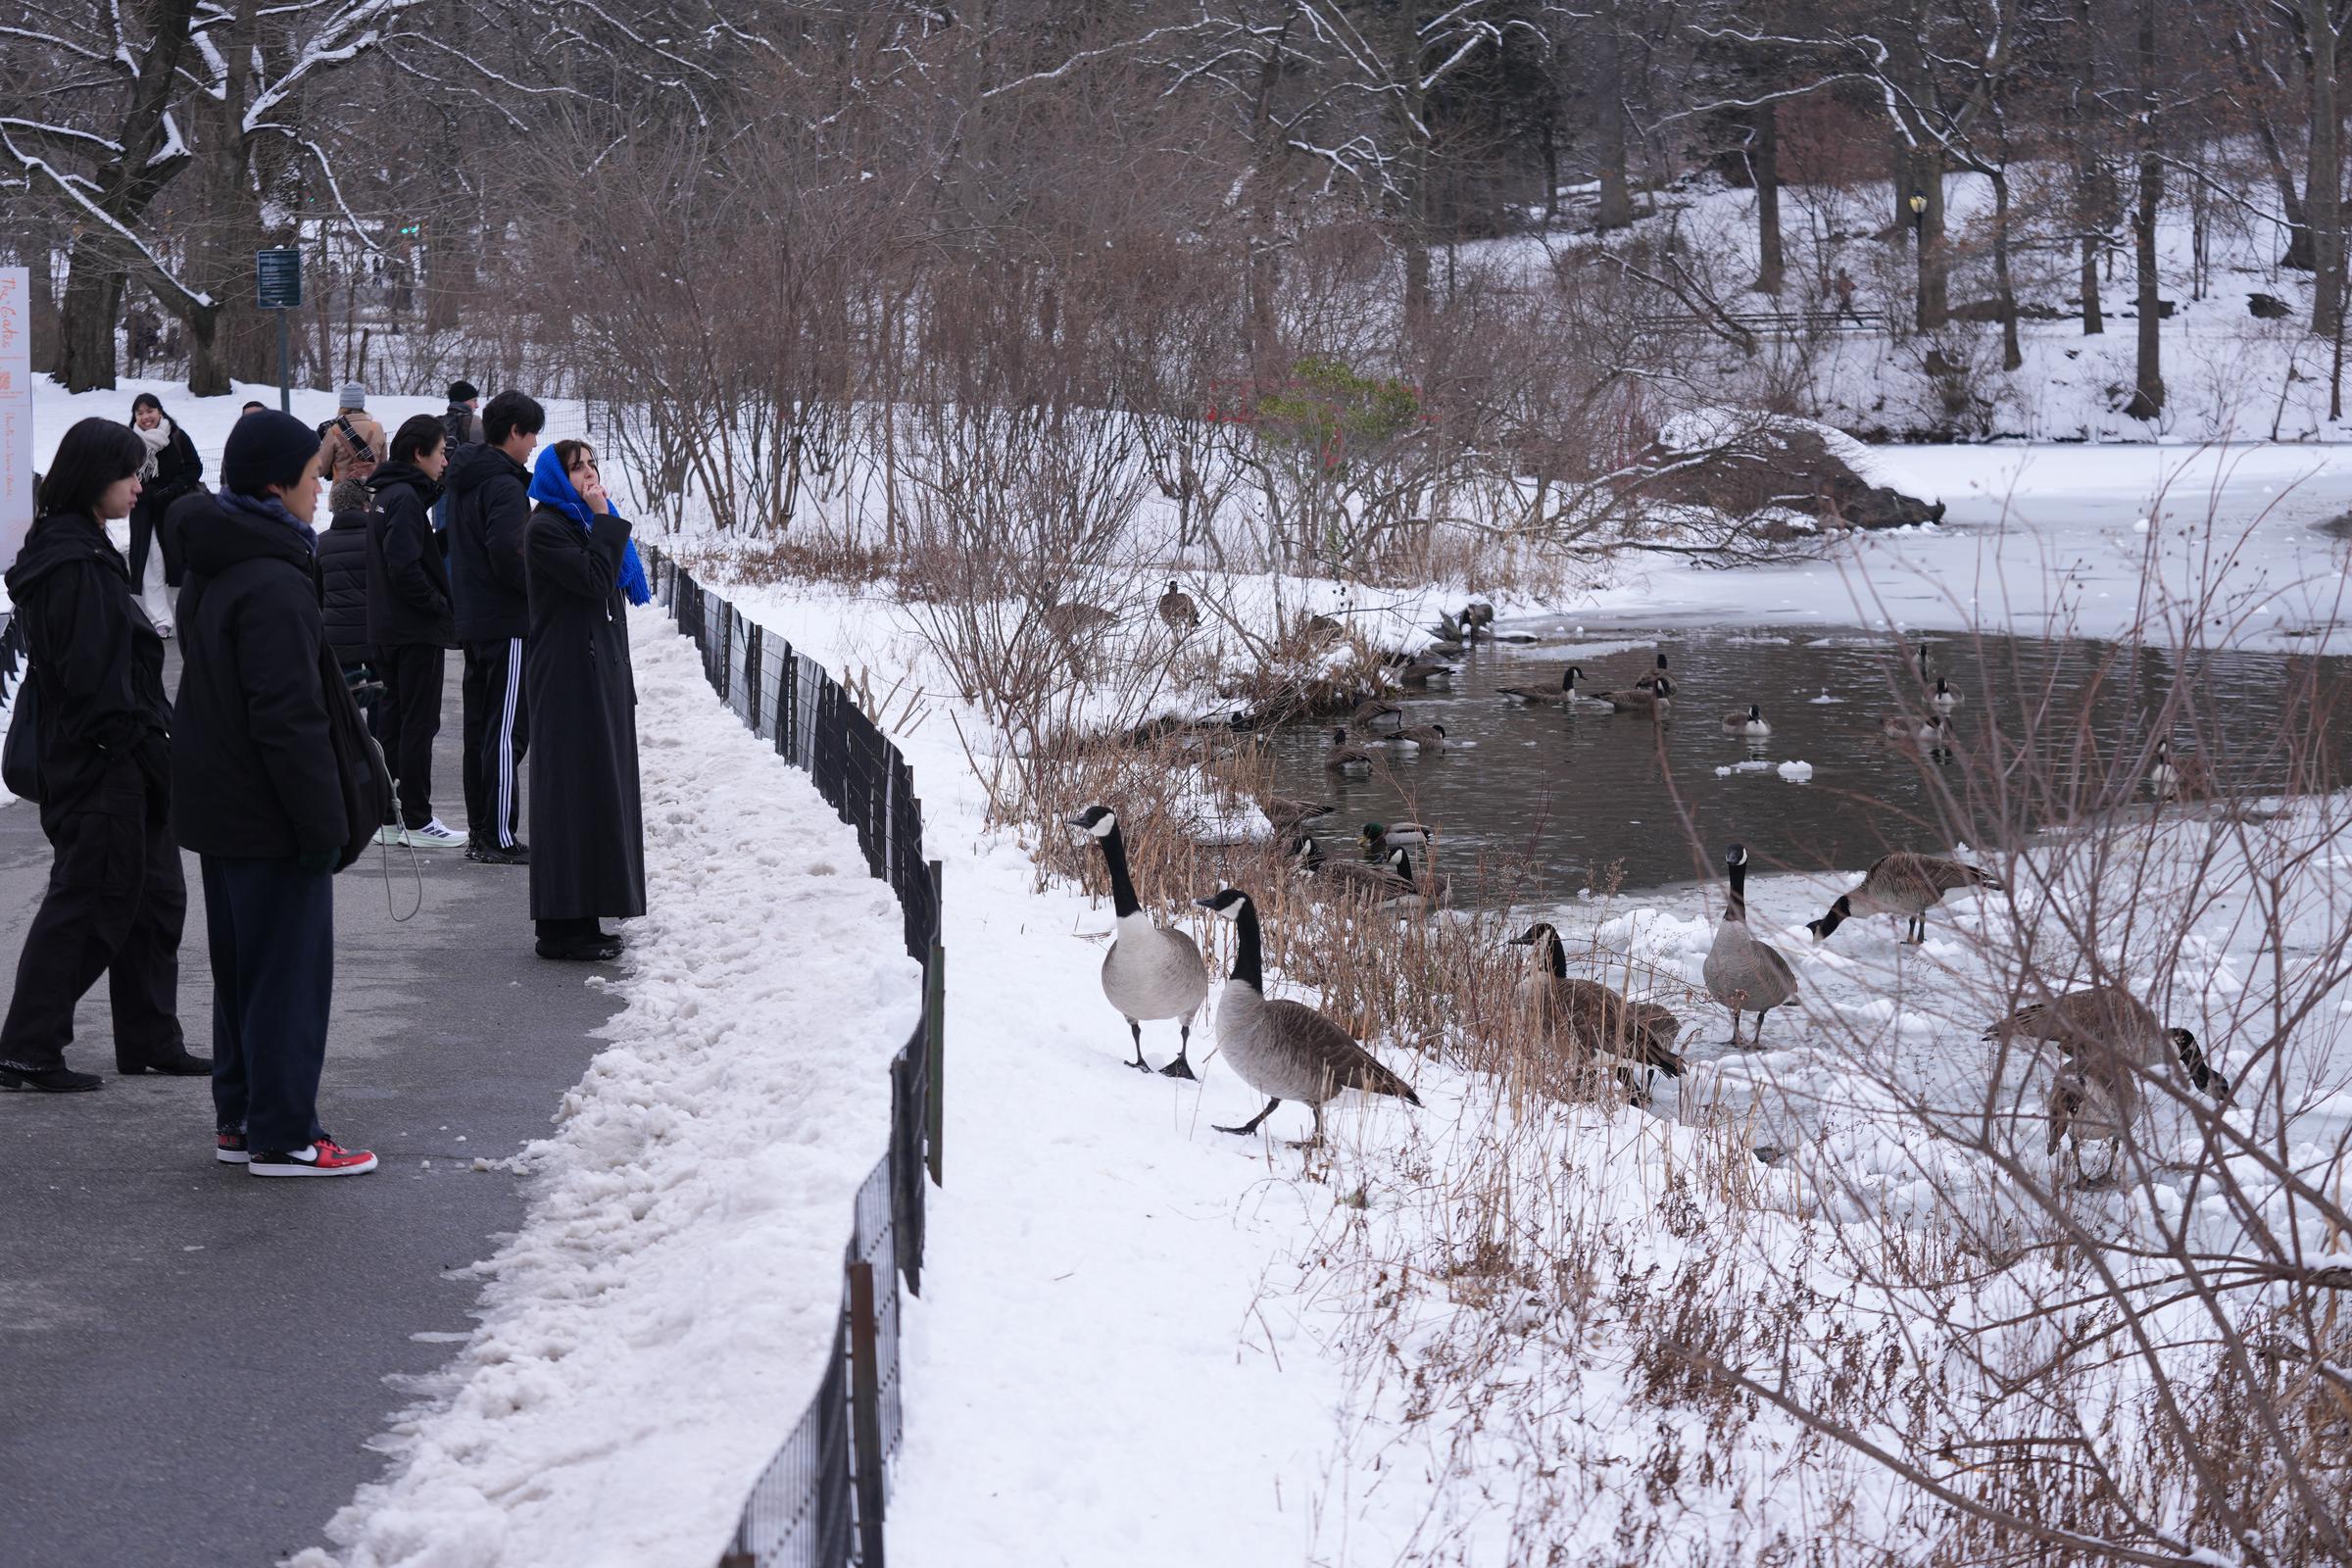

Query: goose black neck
[1543,932,1567,978]
[1559,668,1574,692]
[1097,825,1141,918]
[1231,900,1263,988]
[1727,858,1748,921]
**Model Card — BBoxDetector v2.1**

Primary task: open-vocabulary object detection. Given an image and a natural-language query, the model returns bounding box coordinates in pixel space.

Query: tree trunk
[2256,110,2316,270]
[1752,100,1785,295]
[2309,0,2342,336]
[2074,0,2104,333]
[27,250,59,372]
[56,242,124,392]
[1915,150,1948,332]
[1541,111,1559,224]
[2127,0,2165,420]
[1992,171,2022,369]
[1889,137,1914,239]
[1593,11,1634,230]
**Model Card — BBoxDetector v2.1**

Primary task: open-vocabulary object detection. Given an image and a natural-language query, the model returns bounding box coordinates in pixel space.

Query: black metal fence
[645,550,944,1568]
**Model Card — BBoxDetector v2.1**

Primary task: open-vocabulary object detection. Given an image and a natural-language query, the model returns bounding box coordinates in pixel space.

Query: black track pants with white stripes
[461,638,529,850]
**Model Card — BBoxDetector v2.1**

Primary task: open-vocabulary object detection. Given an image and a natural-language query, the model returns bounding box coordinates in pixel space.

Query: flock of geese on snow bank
[1063,626,2232,1176]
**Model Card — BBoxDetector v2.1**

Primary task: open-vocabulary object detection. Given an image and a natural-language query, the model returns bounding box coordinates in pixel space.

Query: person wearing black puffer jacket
[446,390,542,865]
[318,476,379,732]
[170,410,376,1178]
[366,416,460,848]
[0,418,206,1093]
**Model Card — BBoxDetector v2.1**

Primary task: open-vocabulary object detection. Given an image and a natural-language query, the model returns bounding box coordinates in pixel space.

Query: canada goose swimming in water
[1917,646,1962,710]
[1381,723,1448,751]
[1722,704,1771,738]
[1069,806,1211,1078]
[1497,666,1595,707]
[1289,836,1420,905]
[1324,727,1374,773]
[2148,738,2205,800]
[1393,658,1455,686]
[1635,653,1672,692]
[1348,697,1406,732]
[1158,580,1200,631]
[1703,843,1799,1047]
[1194,887,1422,1145]
[1983,985,2230,1102]
[1806,852,2003,945]
[1881,712,1955,754]
[1359,820,1434,851]
[1986,985,2230,1186]
[1461,602,1496,639]
[1262,796,1337,835]
[1508,923,1686,1101]
[1595,674,1675,717]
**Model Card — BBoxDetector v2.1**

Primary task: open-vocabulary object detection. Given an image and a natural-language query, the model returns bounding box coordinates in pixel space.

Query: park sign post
[255,246,301,414]
[0,267,32,575]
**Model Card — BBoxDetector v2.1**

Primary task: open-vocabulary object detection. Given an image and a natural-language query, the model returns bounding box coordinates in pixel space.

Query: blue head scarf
[529,445,651,607]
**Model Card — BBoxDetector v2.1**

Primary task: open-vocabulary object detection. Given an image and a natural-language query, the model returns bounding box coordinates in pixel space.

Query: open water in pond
[1255,623,2352,897]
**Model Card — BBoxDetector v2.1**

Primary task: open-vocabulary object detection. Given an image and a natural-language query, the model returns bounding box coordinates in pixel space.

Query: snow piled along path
[298,610,921,1568]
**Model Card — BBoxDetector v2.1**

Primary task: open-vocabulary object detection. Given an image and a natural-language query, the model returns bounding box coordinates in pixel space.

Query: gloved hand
[295,847,341,876]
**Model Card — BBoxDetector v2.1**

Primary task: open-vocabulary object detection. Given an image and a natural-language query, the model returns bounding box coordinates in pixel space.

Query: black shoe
[467,841,530,865]
[0,1062,104,1093]
[536,934,622,962]
[119,1047,214,1076]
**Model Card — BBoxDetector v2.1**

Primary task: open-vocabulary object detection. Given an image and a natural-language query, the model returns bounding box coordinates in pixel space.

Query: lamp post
[1908,188,1929,234]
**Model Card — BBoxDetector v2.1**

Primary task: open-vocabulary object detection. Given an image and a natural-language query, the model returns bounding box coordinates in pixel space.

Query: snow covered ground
[295,613,921,1568]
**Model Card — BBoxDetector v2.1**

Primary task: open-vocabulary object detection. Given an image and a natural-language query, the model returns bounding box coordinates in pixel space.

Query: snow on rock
[299,612,921,1568]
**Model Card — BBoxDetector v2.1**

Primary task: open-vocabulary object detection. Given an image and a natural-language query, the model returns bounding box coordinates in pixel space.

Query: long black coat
[1,512,171,829]
[524,503,644,921]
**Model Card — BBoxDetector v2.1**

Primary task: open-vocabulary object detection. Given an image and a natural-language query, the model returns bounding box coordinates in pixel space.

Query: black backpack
[315,639,393,870]
[1,616,42,804]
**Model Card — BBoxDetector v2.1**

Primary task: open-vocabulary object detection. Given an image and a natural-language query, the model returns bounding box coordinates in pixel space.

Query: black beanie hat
[222,410,321,496]
[448,379,479,403]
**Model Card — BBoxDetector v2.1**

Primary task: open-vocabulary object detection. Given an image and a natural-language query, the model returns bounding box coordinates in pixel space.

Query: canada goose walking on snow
[1069,806,1211,1078]
[1324,727,1374,773]
[1806,852,2003,945]
[1985,985,2231,1186]
[1498,665,1596,707]
[1508,923,1686,1101]
[1722,704,1771,738]
[1194,888,1422,1145]
[1039,601,1116,640]
[1358,820,1433,851]
[1704,843,1799,1047]
[1157,580,1200,631]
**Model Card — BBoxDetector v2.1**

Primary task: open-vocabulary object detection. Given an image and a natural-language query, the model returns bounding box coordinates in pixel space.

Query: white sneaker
[372,823,410,848]
[407,818,466,849]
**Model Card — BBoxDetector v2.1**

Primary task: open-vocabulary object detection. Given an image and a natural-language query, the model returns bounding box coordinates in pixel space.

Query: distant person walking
[366,415,462,848]
[318,475,380,734]
[0,419,204,1093]
[447,390,542,865]
[524,440,649,961]
[170,411,376,1176]
[125,392,203,635]
[318,383,384,485]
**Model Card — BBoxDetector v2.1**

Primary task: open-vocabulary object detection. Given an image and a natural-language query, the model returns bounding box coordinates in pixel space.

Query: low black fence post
[847,1260,888,1568]
[925,860,945,1188]
[746,622,764,735]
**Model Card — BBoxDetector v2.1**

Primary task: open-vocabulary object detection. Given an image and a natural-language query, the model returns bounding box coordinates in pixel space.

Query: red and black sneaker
[216,1128,250,1165]
[247,1138,378,1178]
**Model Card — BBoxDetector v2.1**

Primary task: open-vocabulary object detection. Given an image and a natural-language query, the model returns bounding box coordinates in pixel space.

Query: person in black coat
[523,439,644,961]
[447,390,543,864]
[0,418,206,1092]
[169,411,377,1177]
[318,476,380,732]
[366,416,460,846]
[125,391,203,634]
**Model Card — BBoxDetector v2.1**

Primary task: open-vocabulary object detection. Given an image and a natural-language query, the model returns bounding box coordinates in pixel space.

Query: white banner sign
[0,267,31,575]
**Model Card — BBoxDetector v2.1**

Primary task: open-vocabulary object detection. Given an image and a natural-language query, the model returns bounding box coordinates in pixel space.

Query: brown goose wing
[1265,999,1421,1105]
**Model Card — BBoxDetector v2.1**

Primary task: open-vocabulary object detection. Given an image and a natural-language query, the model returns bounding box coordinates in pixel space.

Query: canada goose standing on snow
[1289,836,1420,905]
[1722,704,1771,738]
[1983,985,2230,1102]
[2044,1064,2131,1186]
[1158,580,1200,631]
[1358,820,1434,851]
[1040,601,1116,640]
[1194,888,1422,1145]
[1498,666,1596,707]
[1069,806,1211,1078]
[1324,727,1374,773]
[1703,843,1799,1047]
[1508,923,1686,1101]
[1806,852,2003,945]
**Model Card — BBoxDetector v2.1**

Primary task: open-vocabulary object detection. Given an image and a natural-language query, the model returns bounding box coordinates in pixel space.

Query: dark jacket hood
[447,442,523,501]
[176,491,318,579]
[4,512,125,598]
[368,461,444,508]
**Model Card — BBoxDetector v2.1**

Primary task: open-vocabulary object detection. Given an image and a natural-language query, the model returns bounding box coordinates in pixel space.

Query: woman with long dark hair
[125,391,203,635]
[0,417,204,1092]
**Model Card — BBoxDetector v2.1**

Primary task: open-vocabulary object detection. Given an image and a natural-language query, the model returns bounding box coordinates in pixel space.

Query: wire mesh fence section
[645,548,938,1568]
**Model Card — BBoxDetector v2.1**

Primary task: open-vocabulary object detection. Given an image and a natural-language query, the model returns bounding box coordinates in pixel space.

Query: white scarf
[135,416,172,480]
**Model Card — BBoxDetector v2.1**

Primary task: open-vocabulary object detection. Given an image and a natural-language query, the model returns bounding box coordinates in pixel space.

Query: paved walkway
[0,656,619,1566]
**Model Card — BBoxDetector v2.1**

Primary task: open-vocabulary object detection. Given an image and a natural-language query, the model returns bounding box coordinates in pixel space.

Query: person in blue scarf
[521,439,646,961]
[528,444,651,606]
